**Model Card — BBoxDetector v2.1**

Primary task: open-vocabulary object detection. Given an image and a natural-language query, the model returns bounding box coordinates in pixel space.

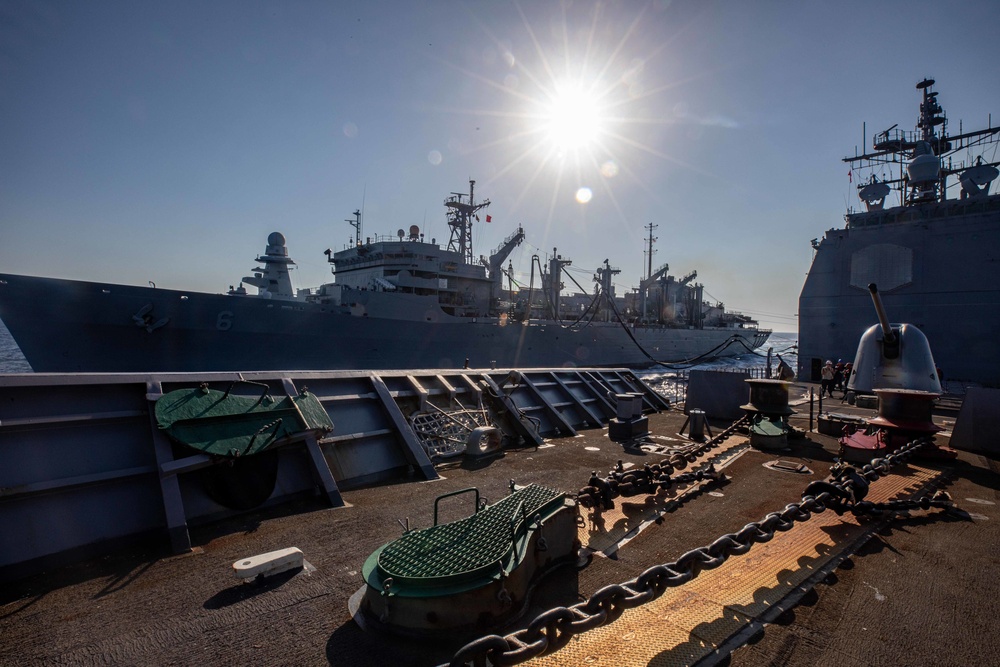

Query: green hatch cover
[155,382,333,457]
[750,414,788,436]
[371,483,565,590]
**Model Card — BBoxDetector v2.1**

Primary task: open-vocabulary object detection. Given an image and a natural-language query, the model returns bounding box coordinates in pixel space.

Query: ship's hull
[0,274,768,373]
[798,196,1000,384]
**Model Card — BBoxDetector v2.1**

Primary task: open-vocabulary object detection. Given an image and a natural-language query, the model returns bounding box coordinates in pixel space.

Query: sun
[540,82,606,152]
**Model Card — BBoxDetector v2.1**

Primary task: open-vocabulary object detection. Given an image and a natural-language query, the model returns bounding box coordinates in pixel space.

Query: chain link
[577,416,748,509]
[446,435,944,667]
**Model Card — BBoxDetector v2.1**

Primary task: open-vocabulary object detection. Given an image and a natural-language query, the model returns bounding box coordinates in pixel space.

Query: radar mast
[444,179,490,264]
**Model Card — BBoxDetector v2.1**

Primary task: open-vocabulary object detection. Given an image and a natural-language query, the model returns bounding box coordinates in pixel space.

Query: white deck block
[233,547,304,580]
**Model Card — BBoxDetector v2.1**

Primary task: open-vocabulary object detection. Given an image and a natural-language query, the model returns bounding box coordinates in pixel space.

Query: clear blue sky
[2,0,997,332]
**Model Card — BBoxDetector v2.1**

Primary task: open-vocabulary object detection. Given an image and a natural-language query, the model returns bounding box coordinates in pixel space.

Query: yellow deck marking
[532,464,941,666]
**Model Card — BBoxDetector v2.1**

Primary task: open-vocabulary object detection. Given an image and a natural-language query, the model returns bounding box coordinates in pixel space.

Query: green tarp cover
[155,386,333,457]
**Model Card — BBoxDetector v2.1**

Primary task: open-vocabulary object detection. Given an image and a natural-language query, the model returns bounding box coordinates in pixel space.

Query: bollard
[688,409,706,441]
[615,394,635,421]
[809,388,814,432]
[630,393,644,419]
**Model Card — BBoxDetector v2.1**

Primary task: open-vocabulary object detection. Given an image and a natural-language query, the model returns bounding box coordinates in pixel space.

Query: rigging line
[500,267,525,289]
[730,337,798,358]
[528,253,605,331]
[531,255,576,330]
[554,276,603,330]
[603,286,747,367]
[562,290,603,331]
[730,337,769,356]
[737,307,798,318]
[562,266,592,295]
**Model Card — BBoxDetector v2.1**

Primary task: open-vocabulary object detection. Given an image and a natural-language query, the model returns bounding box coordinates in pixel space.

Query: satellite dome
[962,163,999,187]
[907,142,940,184]
[268,232,286,247]
[859,181,891,203]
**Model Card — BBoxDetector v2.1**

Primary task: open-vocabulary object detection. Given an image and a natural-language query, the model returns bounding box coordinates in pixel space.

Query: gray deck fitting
[517,373,577,436]
[455,373,484,407]
[159,454,213,477]
[370,375,439,480]
[435,374,458,405]
[480,374,545,448]
[303,432,344,507]
[282,378,345,507]
[147,381,192,555]
[0,466,156,499]
[620,370,671,411]
[580,371,619,417]
[551,372,604,428]
[404,375,429,412]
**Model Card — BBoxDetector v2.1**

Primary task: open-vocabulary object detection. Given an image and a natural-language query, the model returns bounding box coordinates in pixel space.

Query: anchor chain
[446,435,945,667]
[577,416,748,509]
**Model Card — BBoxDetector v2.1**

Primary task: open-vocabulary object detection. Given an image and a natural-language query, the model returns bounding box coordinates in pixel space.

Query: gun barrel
[867,283,896,344]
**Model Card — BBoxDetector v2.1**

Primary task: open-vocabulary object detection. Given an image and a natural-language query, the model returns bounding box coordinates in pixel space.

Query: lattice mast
[444,179,490,264]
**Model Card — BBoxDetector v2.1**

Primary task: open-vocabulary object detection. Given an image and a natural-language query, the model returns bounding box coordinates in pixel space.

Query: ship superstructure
[799,79,1000,384]
[0,181,768,373]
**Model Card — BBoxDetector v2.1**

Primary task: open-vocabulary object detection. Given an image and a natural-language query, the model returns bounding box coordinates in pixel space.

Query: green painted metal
[750,414,788,437]
[363,484,565,596]
[155,381,333,457]
[433,487,480,526]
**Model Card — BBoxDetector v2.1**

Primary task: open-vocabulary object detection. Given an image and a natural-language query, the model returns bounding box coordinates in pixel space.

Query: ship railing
[847,195,1000,228]
[872,127,913,151]
[491,226,525,256]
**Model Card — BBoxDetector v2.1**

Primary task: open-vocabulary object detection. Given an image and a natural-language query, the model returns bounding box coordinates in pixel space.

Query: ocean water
[637,331,797,402]
[0,320,795,377]
[0,320,32,373]
[647,331,796,373]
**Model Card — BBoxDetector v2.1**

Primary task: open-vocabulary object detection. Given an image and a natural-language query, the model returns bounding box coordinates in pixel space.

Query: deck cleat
[741,379,796,450]
[233,547,305,582]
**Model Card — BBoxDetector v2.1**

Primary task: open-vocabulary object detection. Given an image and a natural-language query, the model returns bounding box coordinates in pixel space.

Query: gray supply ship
[0,181,768,373]
[799,79,1000,384]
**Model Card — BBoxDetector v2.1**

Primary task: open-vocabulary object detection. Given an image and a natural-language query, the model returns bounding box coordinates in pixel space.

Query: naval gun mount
[847,283,941,394]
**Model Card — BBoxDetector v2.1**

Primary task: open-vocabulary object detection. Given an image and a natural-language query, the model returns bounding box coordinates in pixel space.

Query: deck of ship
[2,382,997,667]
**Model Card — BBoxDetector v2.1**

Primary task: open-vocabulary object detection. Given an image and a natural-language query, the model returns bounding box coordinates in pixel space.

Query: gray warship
[799,79,1000,385]
[0,180,768,373]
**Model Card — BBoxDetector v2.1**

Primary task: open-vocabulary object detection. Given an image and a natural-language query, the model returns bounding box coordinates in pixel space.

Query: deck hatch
[376,483,564,584]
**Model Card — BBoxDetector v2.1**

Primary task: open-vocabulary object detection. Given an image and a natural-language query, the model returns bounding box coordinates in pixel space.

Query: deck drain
[762,460,812,475]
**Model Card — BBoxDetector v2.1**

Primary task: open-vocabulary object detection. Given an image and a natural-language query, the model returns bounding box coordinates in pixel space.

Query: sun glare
[541,83,604,152]
[440,2,686,211]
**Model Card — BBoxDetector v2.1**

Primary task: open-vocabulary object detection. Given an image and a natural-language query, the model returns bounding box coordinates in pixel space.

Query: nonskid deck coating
[532,463,943,666]
[0,391,996,667]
